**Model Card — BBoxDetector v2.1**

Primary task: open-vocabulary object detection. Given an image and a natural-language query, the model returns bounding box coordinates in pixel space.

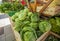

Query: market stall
[0,0,60,41]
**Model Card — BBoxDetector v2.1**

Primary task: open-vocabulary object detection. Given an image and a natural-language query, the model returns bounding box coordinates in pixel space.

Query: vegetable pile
[0,2,24,13]
[49,17,60,34]
[12,8,42,41]
[0,2,24,16]
[12,8,60,41]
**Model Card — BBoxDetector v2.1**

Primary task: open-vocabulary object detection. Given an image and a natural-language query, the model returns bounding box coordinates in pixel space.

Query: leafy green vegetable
[15,18,23,31]
[23,8,29,14]
[49,17,60,34]
[20,26,37,41]
[15,18,30,32]
[0,2,24,15]
[18,12,27,21]
[55,17,60,26]
[18,9,30,21]
[24,32,36,41]
[31,13,39,22]
[23,20,30,25]
[15,12,20,17]
[29,22,38,29]
[39,21,51,32]
[28,12,33,17]
[11,15,18,22]
[36,31,43,38]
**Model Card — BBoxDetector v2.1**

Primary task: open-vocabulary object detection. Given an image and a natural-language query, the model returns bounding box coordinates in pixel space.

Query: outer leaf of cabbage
[18,12,27,20]
[11,15,18,22]
[22,26,37,38]
[15,12,20,17]
[28,12,33,17]
[15,18,23,31]
[29,22,38,29]
[15,18,30,32]
[24,8,29,14]
[31,13,39,22]
[55,17,60,26]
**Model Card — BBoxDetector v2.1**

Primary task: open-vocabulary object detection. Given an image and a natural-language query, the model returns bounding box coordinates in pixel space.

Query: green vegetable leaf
[24,32,36,41]
[29,22,38,29]
[31,13,39,22]
[18,12,27,20]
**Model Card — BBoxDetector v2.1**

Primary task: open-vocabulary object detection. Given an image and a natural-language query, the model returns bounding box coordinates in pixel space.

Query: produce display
[0,0,60,41]
[12,8,60,41]
[12,8,41,41]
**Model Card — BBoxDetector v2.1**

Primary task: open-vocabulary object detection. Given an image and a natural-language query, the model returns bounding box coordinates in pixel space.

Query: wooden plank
[50,31,60,39]
[36,31,50,41]
[39,0,54,13]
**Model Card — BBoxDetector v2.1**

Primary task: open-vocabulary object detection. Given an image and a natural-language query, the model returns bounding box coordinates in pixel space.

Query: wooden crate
[14,30,22,41]
[13,30,60,41]
[27,0,60,16]
[10,19,60,41]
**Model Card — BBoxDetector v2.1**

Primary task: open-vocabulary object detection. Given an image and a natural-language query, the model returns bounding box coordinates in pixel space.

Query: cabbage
[39,21,51,32]
[20,26,37,41]
[31,13,39,22]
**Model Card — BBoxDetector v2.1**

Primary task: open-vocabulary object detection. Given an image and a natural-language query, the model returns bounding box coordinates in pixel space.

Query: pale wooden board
[14,30,22,41]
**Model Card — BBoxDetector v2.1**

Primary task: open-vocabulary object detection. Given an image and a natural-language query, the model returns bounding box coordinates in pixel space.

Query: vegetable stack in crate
[27,0,60,41]
[11,0,60,41]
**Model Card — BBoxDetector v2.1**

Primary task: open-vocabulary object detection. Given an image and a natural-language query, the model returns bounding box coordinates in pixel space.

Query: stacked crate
[0,14,16,41]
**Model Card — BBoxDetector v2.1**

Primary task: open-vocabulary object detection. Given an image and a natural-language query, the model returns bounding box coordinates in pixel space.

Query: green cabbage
[24,32,36,41]
[29,22,38,29]
[39,21,51,32]
[20,26,37,41]
[31,13,39,22]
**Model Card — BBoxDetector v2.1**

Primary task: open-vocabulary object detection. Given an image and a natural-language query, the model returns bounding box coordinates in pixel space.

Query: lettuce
[39,21,51,32]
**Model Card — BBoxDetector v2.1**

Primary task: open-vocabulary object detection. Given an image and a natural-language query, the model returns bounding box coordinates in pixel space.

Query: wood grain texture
[39,0,54,13]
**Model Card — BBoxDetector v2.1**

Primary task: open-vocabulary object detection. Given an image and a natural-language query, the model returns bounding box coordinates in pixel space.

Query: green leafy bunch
[0,2,24,13]
[11,8,60,41]
[49,17,60,34]
[12,8,40,31]
[11,8,40,41]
